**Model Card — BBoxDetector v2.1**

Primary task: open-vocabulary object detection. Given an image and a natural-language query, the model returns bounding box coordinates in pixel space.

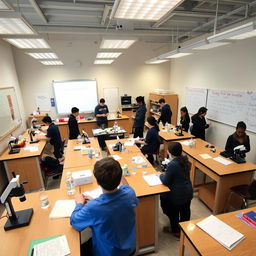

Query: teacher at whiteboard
[94,98,109,129]
[191,107,211,141]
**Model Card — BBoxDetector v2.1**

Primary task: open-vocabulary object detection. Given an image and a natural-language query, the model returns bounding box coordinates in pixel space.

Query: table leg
[179,231,185,256]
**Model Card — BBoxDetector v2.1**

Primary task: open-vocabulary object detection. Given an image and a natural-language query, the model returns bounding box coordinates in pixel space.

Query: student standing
[38,116,63,159]
[70,157,138,256]
[136,116,160,164]
[158,98,172,125]
[94,98,109,129]
[68,107,80,139]
[157,142,193,237]
[191,107,210,140]
[225,121,250,155]
[133,96,147,138]
[180,106,190,132]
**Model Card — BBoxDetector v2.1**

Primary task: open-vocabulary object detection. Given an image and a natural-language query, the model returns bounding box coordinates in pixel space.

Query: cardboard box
[73,170,93,186]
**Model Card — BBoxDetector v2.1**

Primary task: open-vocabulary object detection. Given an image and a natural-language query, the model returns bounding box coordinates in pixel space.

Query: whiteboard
[185,87,208,114]
[207,89,256,133]
[103,87,119,112]
[0,87,22,139]
[52,80,98,114]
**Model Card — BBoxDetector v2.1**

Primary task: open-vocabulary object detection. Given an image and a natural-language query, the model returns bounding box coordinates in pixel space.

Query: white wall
[169,37,256,163]
[13,40,170,118]
[0,40,26,190]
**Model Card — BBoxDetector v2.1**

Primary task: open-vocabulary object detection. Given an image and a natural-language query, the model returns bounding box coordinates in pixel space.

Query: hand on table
[156,172,162,177]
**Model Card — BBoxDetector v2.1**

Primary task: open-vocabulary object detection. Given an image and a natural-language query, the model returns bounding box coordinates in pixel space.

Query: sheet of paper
[196,215,245,250]
[143,174,162,186]
[180,140,191,146]
[24,146,39,152]
[83,187,103,199]
[199,154,212,159]
[49,200,76,219]
[73,145,85,151]
[34,235,70,256]
[132,156,145,164]
[112,155,122,160]
[213,156,233,165]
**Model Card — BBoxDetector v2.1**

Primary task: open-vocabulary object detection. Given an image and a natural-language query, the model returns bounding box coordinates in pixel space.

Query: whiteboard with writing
[185,87,208,114]
[207,89,256,133]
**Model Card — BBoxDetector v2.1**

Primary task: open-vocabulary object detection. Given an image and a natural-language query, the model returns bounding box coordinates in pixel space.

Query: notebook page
[49,200,76,219]
[143,174,162,186]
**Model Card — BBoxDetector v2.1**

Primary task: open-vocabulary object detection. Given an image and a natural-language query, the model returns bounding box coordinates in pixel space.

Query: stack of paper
[196,215,245,250]
[83,187,103,199]
[181,140,192,146]
[24,146,39,152]
[132,156,145,164]
[112,155,122,160]
[213,156,233,165]
[49,200,76,219]
[33,235,70,256]
[199,154,212,159]
[143,174,162,186]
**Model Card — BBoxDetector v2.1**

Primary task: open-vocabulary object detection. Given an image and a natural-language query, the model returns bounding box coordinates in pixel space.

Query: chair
[152,141,161,165]
[60,138,66,155]
[225,180,256,212]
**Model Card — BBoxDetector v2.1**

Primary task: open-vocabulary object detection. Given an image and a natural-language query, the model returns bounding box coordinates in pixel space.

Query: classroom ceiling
[1,0,256,44]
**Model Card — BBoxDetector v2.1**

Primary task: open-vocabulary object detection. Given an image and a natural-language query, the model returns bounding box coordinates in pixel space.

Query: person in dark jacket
[133,96,147,138]
[68,107,80,139]
[158,98,172,125]
[180,106,190,132]
[191,107,211,140]
[225,121,250,155]
[136,116,160,164]
[157,142,193,237]
[94,98,109,129]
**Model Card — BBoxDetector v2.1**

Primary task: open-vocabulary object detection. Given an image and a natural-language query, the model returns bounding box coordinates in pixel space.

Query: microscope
[28,118,40,144]
[8,136,20,154]
[0,172,33,231]
[230,145,247,164]
[81,130,90,144]
[175,125,184,136]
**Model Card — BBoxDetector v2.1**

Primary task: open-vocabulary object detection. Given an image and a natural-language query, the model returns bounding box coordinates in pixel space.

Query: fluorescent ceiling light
[4,38,50,49]
[40,60,64,66]
[94,59,114,64]
[0,17,35,34]
[112,0,184,21]
[96,52,122,58]
[180,39,208,52]
[145,59,169,64]
[208,22,256,42]
[26,52,58,59]
[167,52,192,58]
[193,41,230,50]
[0,0,11,10]
[100,39,136,49]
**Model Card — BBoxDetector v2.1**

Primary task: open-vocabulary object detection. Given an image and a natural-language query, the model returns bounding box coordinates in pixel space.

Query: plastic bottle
[88,147,93,159]
[165,122,168,131]
[66,172,75,195]
[159,121,163,128]
[114,121,118,133]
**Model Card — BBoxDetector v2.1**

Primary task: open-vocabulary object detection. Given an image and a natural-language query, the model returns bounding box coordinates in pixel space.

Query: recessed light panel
[94,59,114,64]
[146,59,169,64]
[4,38,50,48]
[40,61,64,65]
[27,52,58,59]
[96,52,122,58]
[100,39,135,49]
[0,18,35,34]
[114,0,184,21]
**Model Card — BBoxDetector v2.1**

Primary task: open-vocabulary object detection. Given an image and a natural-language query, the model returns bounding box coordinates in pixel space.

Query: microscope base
[4,208,33,231]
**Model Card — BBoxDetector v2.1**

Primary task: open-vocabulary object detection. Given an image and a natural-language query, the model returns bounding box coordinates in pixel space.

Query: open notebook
[49,200,76,219]
[196,215,245,250]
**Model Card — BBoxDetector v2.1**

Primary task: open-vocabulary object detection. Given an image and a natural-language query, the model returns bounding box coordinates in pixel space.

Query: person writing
[94,98,109,129]
[156,142,193,237]
[225,121,250,154]
[133,96,147,138]
[158,98,172,125]
[136,116,160,164]
[191,107,211,140]
[68,107,80,140]
[180,106,190,132]
[70,157,138,256]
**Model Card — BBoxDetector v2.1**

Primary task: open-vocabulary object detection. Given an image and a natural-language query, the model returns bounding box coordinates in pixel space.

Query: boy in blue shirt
[70,157,138,256]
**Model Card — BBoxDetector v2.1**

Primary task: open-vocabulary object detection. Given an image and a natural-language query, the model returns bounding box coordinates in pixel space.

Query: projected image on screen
[53,80,98,114]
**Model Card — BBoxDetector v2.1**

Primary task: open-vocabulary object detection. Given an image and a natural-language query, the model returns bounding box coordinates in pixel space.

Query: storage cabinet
[149,93,178,126]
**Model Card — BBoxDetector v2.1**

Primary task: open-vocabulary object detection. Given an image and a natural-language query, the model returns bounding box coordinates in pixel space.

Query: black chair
[60,138,66,155]
[225,180,256,212]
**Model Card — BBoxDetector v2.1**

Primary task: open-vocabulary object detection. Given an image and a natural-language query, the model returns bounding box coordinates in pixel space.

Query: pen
[31,248,34,256]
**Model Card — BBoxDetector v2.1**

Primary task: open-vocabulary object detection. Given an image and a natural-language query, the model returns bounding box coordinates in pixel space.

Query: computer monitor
[121,96,131,105]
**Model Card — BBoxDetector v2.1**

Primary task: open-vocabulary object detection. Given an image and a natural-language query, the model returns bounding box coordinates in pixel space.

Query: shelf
[150,110,160,116]
[150,101,160,106]
[198,182,216,210]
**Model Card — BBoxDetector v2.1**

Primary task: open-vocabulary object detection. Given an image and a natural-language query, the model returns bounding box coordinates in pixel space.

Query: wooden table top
[0,189,79,256]
[178,138,256,176]
[105,139,141,155]
[64,138,101,169]
[159,127,194,141]
[56,114,129,126]
[180,207,256,256]
[0,131,46,161]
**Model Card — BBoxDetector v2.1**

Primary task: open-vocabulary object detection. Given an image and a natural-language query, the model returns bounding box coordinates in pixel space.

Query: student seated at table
[133,96,147,138]
[135,116,160,164]
[70,157,138,256]
[191,107,211,140]
[225,121,250,155]
[158,98,172,125]
[156,142,193,238]
[180,106,190,132]
[37,116,63,160]
[68,107,80,140]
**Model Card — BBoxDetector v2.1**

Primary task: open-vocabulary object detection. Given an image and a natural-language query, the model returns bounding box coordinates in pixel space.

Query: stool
[225,180,256,212]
